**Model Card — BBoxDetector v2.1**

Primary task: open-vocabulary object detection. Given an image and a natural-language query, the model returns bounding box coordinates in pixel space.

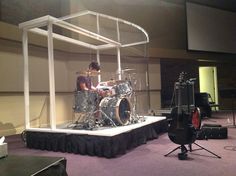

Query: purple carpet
[6,112,236,176]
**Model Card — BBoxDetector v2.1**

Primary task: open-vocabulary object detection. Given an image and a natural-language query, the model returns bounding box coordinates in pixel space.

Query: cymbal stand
[129,78,144,123]
[130,91,138,123]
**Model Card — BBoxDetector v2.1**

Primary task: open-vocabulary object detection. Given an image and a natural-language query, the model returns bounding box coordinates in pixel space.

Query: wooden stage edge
[25,116,167,158]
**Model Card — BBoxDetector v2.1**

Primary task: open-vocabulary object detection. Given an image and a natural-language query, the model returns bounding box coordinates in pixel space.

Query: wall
[1,1,235,136]
[0,33,160,136]
[160,58,236,110]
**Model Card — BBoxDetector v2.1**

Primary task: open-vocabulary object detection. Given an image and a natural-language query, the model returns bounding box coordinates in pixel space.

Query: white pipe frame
[22,29,30,129]
[47,22,56,129]
[96,14,101,82]
[19,11,149,131]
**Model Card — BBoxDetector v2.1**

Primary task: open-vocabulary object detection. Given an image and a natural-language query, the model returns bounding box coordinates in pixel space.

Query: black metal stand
[164,142,221,159]
[165,73,221,160]
[190,142,221,158]
[164,145,188,160]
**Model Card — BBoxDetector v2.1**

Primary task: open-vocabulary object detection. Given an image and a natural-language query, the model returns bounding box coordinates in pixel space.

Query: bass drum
[99,97,131,125]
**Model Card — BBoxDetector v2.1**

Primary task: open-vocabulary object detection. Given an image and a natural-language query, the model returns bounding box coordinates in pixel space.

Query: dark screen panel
[186,2,236,54]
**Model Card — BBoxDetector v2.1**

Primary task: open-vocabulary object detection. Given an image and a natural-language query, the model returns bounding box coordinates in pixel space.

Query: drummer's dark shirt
[77,76,92,91]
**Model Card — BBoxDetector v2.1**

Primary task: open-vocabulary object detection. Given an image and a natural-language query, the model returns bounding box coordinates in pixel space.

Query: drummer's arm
[91,86,97,91]
[80,82,89,91]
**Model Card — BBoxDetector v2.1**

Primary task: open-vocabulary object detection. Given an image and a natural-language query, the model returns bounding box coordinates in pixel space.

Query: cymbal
[114,80,126,84]
[106,79,127,86]
[76,70,100,76]
[106,80,117,86]
[122,68,135,72]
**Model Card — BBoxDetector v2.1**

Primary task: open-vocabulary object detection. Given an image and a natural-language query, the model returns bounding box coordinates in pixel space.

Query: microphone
[125,111,131,114]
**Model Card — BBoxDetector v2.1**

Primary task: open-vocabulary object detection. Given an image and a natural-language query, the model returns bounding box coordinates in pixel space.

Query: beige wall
[0,35,161,136]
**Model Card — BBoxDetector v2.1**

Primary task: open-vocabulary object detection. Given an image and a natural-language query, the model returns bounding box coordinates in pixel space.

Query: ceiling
[1,0,236,51]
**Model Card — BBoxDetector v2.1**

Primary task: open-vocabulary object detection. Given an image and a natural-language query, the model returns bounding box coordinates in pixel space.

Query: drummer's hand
[96,89,103,96]
[97,89,110,97]
[91,86,97,91]
[105,90,112,96]
[100,90,107,97]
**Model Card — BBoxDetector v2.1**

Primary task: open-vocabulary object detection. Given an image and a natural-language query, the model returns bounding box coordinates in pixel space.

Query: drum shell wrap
[114,81,132,96]
[74,91,98,113]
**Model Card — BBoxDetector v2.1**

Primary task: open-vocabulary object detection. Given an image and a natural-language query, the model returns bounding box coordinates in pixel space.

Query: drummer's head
[89,61,100,72]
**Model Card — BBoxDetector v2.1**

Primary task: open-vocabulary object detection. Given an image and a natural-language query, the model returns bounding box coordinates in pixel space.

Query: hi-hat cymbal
[76,70,100,76]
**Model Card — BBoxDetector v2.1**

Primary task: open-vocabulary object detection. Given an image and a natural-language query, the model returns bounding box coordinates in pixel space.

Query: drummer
[77,61,110,97]
[77,61,100,91]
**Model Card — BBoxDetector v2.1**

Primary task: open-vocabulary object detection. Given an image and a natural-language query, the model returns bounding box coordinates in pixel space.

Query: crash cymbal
[122,68,135,72]
[76,70,100,76]
[104,79,126,86]
[106,79,119,86]
[114,80,126,84]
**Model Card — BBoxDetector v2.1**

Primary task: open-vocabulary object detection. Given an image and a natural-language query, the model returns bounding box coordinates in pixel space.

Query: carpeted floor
[5,111,236,176]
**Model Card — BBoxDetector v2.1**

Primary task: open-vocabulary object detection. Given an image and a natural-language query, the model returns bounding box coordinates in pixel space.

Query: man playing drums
[77,61,100,91]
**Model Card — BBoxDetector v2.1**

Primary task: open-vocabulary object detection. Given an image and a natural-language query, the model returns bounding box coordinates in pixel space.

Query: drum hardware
[72,111,96,130]
[73,109,117,130]
[73,68,145,129]
[126,75,144,124]
[129,93,138,123]
[125,110,131,114]
[97,110,117,127]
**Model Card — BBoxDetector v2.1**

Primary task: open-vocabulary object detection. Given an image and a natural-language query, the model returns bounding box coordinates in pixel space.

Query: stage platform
[25,116,167,158]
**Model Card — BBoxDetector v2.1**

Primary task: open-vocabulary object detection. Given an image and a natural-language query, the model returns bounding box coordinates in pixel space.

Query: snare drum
[99,96,131,125]
[96,81,116,97]
[74,91,99,113]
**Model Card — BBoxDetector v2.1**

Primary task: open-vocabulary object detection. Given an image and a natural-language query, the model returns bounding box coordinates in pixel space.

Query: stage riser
[26,119,167,158]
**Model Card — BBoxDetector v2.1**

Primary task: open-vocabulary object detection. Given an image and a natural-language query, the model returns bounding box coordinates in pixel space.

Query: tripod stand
[164,142,221,159]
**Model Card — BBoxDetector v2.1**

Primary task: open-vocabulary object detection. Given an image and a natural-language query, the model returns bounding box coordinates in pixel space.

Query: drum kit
[72,68,142,130]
